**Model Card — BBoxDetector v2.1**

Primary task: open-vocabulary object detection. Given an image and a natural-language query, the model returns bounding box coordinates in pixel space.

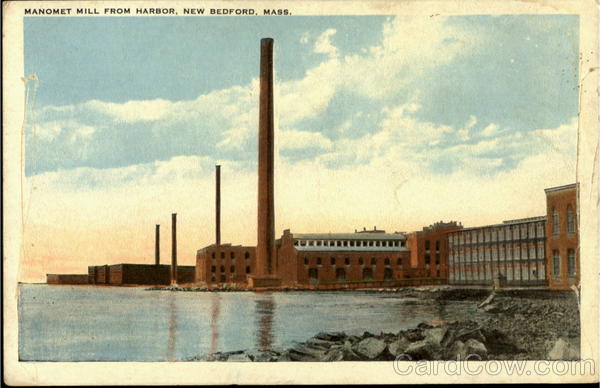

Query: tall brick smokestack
[256,38,275,276]
[155,224,160,266]
[171,213,177,286]
[215,165,221,246]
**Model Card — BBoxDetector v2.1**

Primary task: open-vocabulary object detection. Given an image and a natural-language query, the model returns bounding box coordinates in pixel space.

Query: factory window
[220,275,226,283]
[331,257,336,265]
[336,268,346,281]
[371,258,377,265]
[435,254,440,264]
[221,252,225,259]
[228,266,233,273]
[362,268,373,281]
[220,266,225,272]
[304,258,308,265]
[308,241,314,247]
[246,266,251,274]
[349,241,355,247]
[245,251,250,259]
[211,266,216,273]
[425,254,431,265]
[294,241,299,246]
[337,241,342,247]
[568,249,576,277]
[343,241,348,247]
[553,250,560,278]
[308,268,319,284]
[345,257,350,265]
[211,252,215,259]
[384,268,393,281]
[317,257,322,265]
[300,241,306,247]
[230,252,235,259]
[425,240,430,250]
[376,241,381,247]
[211,275,216,282]
[552,209,559,235]
[401,241,405,247]
[359,258,364,265]
[397,258,403,266]
[567,206,575,234]
[384,258,390,265]
[435,240,440,251]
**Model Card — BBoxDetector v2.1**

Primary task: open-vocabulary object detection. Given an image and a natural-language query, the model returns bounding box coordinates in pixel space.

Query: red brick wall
[546,185,579,290]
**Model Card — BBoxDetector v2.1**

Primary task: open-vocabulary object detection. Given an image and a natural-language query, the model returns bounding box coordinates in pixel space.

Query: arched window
[345,257,350,265]
[220,265,225,272]
[362,268,373,281]
[552,208,559,235]
[245,266,251,274]
[230,266,235,273]
[567,206,575,234]
[317,257,322,265]
[330,257,336,265]
[244,251,250,259]
[230,252,235,259]
[371,258,377,265]
[384,258,390,265]
[568,249,576,276]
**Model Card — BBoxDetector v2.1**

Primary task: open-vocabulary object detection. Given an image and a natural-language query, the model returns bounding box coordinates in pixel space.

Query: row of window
[211,265,251,274]
[449,246,545,263]
[449,260,546,282]
[303,256,403,266]
[552,249,577,277]
[449,222,546,247]
[294,239,405,248]
[551,207,576,236]
[424,240,441,251]
[306,267,436,283]
[209,251,251,259]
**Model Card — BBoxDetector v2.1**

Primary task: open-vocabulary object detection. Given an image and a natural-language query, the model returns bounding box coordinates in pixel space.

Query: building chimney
[216,165,221,247]
[171,213,177,286]
[155,224,160,266]
[256,38,275,277]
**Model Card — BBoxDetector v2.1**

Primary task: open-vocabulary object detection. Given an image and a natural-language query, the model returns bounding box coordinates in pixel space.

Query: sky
[21,15,579,282]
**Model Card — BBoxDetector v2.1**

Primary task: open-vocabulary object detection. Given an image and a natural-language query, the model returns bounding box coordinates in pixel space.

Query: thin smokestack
[257,38,275,276]
[171,213,177,286]
[155,224,160,266]
[216,165,221,246]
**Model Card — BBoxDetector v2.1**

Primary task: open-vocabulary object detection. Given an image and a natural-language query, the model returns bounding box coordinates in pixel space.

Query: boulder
[315,332,347,342]
[341,340,362,361]
[548,338,579,361]
[306,337,337,349]
[404,338,443,360]
[322,347,345,361]
[424,327,447,346]
[388,336,411,357]
[447,340,468,360]
[288,343,326,361]
[465,339,488,360]
[403,329,425,342]
[227,352,253,362]
[352,337,387,360]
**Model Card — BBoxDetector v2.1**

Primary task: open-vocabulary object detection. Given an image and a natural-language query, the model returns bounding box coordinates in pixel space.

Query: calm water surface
[19,284,483,361]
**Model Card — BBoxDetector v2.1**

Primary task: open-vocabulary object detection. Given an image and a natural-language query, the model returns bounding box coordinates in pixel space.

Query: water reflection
[210,293,221,354]
[255,294,275,352]
[166,294,177,361]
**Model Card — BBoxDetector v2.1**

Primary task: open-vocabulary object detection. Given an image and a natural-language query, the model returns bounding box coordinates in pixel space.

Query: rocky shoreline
[187,289,580,362]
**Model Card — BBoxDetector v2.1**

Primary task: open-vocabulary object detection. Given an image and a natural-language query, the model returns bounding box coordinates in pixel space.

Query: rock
[417,322,434,329]
[388,336,411,357]
[424,327,447,346]
[478,291,496,309]
[352,337,387,360]
[404,338,442,360]
[306,337,337,349]
[447,340,468,360]
[465,339,488,360]
[403,329,425,342]
[227,352,253,362]
[483,303,502,313]
[548,338,579,360]
[288,343,326,361]
[315,332,346,342]
[248,350,280,362]
[322,347,345,361]
[341,340,362,361]
[481,328,521,355]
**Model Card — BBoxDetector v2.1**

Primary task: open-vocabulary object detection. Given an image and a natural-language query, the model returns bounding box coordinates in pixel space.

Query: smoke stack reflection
[210,293,221,354]
[255,294,275,352]
[166,294,177,361]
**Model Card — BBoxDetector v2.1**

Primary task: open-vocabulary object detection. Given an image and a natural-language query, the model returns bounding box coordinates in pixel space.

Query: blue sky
[24,15,578,177]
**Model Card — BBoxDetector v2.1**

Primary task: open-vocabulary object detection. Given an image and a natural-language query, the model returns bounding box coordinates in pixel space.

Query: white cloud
[314,28,339,58]
[279,130,333,151]
[85,98,174,123]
